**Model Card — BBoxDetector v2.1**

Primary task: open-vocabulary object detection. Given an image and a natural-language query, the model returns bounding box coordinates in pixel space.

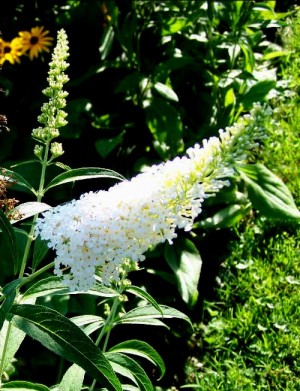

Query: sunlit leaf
[237,163,300,220]
[164,238,202,308]
[9,202,51,224]
[153,82,179,102]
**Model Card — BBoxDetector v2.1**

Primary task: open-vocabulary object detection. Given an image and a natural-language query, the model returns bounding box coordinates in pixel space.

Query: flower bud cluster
[32,29,69,160]
[35,105,268,292]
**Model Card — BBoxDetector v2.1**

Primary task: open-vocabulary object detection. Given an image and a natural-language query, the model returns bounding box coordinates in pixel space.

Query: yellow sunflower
[0,37,24,65]
[18,26,54,60]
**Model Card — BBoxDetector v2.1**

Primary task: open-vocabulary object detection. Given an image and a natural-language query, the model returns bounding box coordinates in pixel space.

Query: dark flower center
[30,36,39,45]
[4,47,11,54]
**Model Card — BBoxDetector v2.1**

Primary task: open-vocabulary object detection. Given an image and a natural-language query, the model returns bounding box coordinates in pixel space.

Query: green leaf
[108,340,165,379]
[0,279,23,329]
[0,381,50,390]
[145,97,183,159]
[105,352,153,391]
[9,202,51,224]
[57,364,85,391]
[125,286,163,315]
[8,304,122,391]
[95,131,125,159]
[153,82,179,102]
[194,203,251,229]
[22,277,69,300]
[71,315,104,336]
[0,209,18,272]
[100,25,115,60]
[164,238,202,308]
[116,305,192,329]
[240,80,275,109]
[44,167,125,192]
[0,170,36,195]
[0,297,35,376]
[237,163,300,220]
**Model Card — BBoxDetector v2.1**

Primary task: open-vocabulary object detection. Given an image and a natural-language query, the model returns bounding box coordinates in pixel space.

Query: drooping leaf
[71,314,104,336]
[0,170,36,195]
[57,364,85,391]
[108,340,165,379]
[116,304,192,329]
[0,381,50,391]
[164,238,202,308]
[237,163,300,220]
[125,286,163,315]
[8,304,122,391]
[9,202,51,224]
[44,167,125,192]
[106,352,153,391]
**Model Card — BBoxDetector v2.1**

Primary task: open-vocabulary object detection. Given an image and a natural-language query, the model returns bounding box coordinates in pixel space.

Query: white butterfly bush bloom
[35,104,268,291]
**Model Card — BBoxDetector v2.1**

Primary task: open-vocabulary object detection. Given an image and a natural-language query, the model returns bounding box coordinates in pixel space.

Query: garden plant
[0,1,299,390]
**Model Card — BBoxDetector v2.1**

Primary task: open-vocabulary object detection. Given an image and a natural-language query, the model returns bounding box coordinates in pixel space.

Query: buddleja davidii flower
[35,103,268,292]
[32,29,69,161]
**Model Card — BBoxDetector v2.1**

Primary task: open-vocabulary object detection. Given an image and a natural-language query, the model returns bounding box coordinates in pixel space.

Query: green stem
[90,296,120,390]
[1,141,52,384]
[18,140,50,280]
[19,261,55,290]
[0,322,13,387]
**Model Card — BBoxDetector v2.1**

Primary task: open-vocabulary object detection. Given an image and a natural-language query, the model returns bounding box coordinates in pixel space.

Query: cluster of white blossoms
[35,104,268,291]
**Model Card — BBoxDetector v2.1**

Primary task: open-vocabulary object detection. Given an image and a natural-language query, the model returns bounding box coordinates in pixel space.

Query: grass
[182,8,300,391]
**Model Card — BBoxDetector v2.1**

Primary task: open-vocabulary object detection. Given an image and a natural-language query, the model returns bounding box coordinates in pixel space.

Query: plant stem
[1,141,52,384]
[90,295,120,390]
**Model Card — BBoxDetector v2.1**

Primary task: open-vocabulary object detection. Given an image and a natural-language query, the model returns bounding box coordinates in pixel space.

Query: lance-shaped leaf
[0,380,50,390]
[125,286,163,315]
[8,304,122,391]
[105,352,153,391]
[0,279,23,329]
[44,167,125,192]
[108,340,165,379]
[0,169,36,195]
[9,202,51,224]
[116,304,192,329]
[57,364,85,391]
[237,163,300,220]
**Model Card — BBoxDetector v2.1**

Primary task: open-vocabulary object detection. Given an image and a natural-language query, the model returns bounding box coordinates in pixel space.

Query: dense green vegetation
[0,1,299,390]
